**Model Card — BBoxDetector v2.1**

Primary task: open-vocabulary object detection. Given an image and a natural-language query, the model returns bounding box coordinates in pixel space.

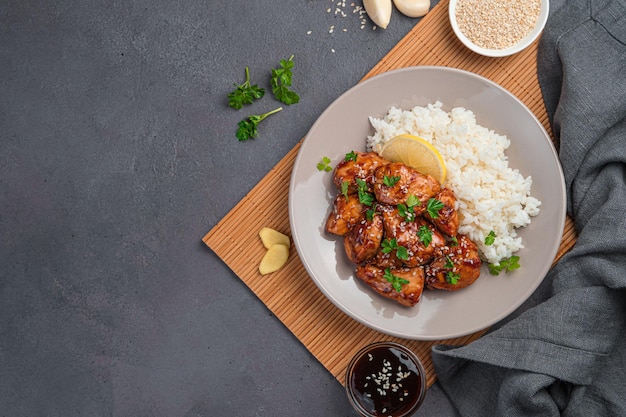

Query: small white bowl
[449,0,549,57]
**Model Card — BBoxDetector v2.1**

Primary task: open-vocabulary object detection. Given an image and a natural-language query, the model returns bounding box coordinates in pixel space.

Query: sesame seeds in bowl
[449,0,549,57]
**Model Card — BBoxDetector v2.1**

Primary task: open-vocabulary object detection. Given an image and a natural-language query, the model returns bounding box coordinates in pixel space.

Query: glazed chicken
[325,151,482,307]
[424,187,459,236]
[344,213,384,264]
[325,193,367,236]
[333,151,387,194]
[373,162,440,208]
[380,206,446,267]
[425,234,481,291]
[355,264,425,307]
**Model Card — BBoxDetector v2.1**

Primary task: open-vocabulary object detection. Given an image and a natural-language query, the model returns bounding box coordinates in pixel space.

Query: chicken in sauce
[325,151,482,307]
[373,162,440,208]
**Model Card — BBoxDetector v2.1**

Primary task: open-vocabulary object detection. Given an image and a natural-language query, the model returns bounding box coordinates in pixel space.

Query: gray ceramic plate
[288,66,565,340]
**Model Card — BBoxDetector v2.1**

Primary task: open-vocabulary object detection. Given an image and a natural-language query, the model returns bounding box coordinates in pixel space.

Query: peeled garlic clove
[393,0,430,18]
[259,227,290,249]
[363,0,393,29]
[259,244,290,275]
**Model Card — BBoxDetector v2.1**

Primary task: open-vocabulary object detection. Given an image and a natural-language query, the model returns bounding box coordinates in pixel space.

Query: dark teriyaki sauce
[350,346,423,416]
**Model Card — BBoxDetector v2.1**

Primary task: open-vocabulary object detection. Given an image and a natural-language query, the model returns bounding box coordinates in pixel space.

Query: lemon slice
[380,134,447,184]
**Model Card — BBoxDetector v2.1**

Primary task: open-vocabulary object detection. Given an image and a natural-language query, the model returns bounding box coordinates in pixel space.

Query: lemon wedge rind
[379,134,447,184]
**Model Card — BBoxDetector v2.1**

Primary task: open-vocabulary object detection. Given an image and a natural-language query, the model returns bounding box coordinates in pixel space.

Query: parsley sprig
[366,207,378,221]
[317,156,333,172]
[381,238,409,261]
[271,55,300,105]
[446,271,460,285]
[345,151,357,162]
[444,256,459,284]
[417,224,432,247]
[488,256,521,275]
[383,268,410,292]
[383,175,401,187]
[236,107,283,141]
[426,198,444,218]
[227,67,265,109]
[398,194,420,222]
[356,178,374,206]
[341,181,350,202]
[485,230,496,246]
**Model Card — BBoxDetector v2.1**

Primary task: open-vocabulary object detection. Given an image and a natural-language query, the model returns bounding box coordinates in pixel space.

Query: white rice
[367,101,541,265]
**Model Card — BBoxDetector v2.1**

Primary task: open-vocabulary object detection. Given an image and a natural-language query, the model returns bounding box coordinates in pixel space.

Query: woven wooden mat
[203,0,577,388]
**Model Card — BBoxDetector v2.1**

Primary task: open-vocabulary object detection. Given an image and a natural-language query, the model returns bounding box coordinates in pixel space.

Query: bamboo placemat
[204,0,576,388]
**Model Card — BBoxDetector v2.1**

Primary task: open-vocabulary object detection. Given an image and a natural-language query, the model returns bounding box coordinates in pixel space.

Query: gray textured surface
[0,0,460,415]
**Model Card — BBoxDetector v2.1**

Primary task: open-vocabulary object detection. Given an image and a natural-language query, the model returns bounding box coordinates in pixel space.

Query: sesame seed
[455,0,541,50]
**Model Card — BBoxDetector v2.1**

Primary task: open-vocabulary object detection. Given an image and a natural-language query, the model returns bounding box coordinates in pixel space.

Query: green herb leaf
[448,236,459,247]
[355,178,368,192]
[345,151,357,162]
[488,255,521,275]
[383,268,410,292]
[236,107,283,141]
[341,180,350,202]
[426,198,445,218]
[381,238,398,254]
[485,230,496,246]
[366,208,376,221]
[227,67,265,109]
[396,246,409,261]
[406,194,420,208]
[358,189,374,206]
[381,238,408,260]
[383,175,401,187]
[446,271,460,285]
[444,255,454,269]
[316,156,332,172]
[398,203,415,222]
[418,225,432,247]
[271,55,300,105]
[355,178,373,206]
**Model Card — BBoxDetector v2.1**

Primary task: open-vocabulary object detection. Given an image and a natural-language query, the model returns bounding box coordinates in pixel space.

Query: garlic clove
[259,227,290,249]
[259,244,290,275]
[393,0,430,18]
[363,0,393,29]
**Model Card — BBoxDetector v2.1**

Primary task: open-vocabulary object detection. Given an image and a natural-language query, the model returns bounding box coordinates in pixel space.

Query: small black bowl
[345,342,427,417]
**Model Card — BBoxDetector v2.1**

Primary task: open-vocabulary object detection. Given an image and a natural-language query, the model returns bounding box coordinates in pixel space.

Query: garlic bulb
[393,0,430,18]
[363,0,393,29]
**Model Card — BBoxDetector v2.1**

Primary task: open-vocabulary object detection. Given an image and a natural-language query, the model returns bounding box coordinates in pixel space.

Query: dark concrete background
[0,0,462,415]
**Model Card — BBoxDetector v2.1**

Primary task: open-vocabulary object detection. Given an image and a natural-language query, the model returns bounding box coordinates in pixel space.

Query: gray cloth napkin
[431,1,626,415]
